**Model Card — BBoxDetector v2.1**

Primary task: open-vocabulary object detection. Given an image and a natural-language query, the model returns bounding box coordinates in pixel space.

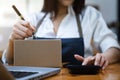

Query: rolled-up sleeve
[93,13,120,52]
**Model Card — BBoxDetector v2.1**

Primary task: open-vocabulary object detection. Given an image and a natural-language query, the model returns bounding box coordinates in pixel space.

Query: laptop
[14,39,62,67]
[0,62,60,80]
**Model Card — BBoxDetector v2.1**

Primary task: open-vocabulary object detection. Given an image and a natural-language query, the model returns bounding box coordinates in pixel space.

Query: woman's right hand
[10,20,35,40]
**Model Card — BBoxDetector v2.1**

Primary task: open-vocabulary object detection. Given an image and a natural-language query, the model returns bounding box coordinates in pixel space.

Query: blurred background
[0,0,120,55]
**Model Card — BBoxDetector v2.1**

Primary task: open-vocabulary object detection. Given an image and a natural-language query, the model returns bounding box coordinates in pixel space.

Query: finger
[13,27,28,38]
[14,23,33,36]
[10,25,27,40]
[82,59,89,65]
[19,20,35,31]
[82,56,94,65]
[100,56,105,67]
[102,60,108,69]
[74,54,84,62]
[94,54,102,66]
[11,32,24,40]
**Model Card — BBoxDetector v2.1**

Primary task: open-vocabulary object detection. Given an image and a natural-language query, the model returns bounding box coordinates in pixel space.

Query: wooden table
[0,51,3,60]
[45,63,120,80]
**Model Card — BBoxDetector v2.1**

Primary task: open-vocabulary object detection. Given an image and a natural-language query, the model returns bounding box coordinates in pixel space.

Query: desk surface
[0,51,3,60]
[46,63,120,80]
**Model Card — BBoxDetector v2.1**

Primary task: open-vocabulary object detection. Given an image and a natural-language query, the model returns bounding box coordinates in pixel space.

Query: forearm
[5,39,14,65]
[103,47,120,64]
[3,20,35,65]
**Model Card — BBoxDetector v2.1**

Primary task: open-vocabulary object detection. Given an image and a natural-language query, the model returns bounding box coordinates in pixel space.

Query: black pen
[12,5,25,20]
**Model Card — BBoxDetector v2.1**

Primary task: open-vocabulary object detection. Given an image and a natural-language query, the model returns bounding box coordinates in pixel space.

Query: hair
[42,0,85,15]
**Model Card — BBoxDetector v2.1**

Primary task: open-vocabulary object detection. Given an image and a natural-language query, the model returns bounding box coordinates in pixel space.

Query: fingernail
[74,54,79,57]
[102,67,105,70]
[95,62,98,66]
[82,63,85,65]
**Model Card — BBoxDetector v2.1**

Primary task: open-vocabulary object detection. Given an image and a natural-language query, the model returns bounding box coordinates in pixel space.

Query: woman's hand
[10,20,35,40]
[74,53,108,69]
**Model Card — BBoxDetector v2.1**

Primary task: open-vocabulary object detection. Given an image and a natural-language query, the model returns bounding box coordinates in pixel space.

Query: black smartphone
[66,65,101,74]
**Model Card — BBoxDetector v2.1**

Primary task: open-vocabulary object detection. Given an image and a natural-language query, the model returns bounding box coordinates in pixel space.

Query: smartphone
[66,65,101,74]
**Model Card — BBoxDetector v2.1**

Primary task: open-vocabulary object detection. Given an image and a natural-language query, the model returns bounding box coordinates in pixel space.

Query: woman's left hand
[74,53,109,69]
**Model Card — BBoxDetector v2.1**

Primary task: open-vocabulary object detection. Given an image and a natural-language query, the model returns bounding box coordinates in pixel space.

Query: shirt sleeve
[92,10,120,52]
[1,50,8,64]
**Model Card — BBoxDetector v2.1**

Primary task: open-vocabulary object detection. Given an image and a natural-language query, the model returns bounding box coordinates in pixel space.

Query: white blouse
[28,6,119,57]
[2,6,120,63]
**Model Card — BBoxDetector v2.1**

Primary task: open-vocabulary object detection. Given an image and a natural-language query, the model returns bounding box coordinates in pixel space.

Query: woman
[2,0,120,69]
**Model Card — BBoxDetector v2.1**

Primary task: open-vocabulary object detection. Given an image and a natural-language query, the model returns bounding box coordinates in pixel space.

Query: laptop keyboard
[10,71,38,78]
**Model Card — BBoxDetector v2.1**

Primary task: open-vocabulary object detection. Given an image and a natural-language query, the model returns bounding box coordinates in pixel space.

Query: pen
[12,5,35,35]
[12,5,25,20]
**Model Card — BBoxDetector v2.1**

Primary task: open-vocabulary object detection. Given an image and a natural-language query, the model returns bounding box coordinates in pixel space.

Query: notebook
[14,39,62,67]
[0,62,60,80]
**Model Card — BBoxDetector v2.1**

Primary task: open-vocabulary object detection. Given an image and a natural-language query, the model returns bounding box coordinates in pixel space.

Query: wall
[0,27,12,51]
[29,0,118,23]
[86,0,118,23]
